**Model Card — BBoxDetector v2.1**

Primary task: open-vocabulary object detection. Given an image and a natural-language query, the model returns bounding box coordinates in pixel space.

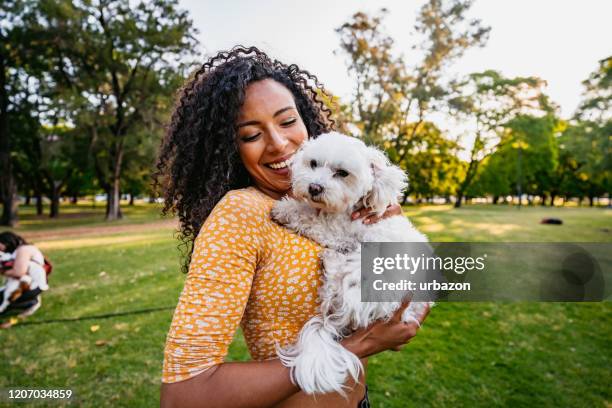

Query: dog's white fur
[0,251,49,313]
[272,132,431,395]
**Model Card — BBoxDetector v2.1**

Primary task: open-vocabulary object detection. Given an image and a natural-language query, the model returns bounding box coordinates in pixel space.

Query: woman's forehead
[239,79,296,117]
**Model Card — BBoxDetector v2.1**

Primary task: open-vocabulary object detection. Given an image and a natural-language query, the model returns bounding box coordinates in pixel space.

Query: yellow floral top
[162,187,322,383]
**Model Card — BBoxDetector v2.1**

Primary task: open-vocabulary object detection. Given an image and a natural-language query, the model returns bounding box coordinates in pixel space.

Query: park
[0,201,610,406]
[1,0,610,407]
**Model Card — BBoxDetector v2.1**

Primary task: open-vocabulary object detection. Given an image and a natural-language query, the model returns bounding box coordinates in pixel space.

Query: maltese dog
[272,132,432,395]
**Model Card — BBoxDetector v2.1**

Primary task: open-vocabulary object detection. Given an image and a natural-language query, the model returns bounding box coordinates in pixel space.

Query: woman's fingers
[382,203,402,218]
[417,303,431,326]
[352,204,402,224]
[351,208,369,220]
[390,295,412,323]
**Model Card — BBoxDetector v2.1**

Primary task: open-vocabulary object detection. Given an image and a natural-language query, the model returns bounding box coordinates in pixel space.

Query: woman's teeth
[268,160,290,170]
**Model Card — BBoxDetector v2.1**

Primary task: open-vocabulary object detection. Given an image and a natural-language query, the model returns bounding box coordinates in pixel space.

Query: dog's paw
[271,198,297,225]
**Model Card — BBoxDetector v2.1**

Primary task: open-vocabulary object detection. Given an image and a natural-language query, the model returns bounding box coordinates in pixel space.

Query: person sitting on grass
[0,231,49,317]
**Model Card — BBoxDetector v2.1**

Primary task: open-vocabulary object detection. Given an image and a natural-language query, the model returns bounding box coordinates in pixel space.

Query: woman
[0,231,48,317]
[157,46,429,407]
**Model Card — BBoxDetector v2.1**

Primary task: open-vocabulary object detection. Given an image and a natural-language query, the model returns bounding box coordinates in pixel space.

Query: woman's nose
[267,128,289,152]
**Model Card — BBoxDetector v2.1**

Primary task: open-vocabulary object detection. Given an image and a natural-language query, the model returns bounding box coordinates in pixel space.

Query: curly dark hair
[155,46,336,272]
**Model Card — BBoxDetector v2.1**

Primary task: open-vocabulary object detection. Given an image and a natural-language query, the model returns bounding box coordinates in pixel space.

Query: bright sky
[180,0,611,122]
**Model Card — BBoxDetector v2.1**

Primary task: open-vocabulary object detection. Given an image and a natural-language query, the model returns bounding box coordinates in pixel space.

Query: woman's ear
[363,146,408,216]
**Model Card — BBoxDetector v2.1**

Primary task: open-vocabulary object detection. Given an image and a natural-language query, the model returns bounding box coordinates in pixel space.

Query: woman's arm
[161,359,299,408]
[162,191,300,407]
[3,245,37,278]
[161,299,430,408]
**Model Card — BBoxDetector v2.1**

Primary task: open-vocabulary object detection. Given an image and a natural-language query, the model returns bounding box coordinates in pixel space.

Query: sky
[179,0,611,122]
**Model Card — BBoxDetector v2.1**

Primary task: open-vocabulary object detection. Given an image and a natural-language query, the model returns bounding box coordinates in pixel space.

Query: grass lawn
[0,204,610,407]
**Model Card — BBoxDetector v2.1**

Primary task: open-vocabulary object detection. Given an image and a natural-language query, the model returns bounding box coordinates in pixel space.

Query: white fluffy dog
[272,132,431,395]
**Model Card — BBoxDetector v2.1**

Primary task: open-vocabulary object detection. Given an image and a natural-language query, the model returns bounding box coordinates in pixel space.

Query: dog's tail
[276,315,363,396]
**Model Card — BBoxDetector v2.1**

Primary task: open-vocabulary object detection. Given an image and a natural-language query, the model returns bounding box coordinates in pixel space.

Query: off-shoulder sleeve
[162,190,266,383]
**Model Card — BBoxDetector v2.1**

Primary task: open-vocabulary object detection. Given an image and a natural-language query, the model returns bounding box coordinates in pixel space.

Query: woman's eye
[241,133,261,142]
[310,159,317,169]
[281,118,297,126]
[334,169,349,178]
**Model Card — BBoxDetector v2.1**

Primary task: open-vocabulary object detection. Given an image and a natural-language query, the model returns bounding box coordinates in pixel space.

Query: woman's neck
[253,184,289,200]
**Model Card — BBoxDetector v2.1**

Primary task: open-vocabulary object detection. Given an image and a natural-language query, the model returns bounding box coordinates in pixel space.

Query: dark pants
[0,287,41,316]
[359,386,370,408]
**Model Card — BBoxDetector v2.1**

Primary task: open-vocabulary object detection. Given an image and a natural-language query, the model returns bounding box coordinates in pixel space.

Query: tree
[558,121,610,206]
[572,56,611,204]
[448,70,555,207]
[335,2,489,208]
[34,0,198,220]
[336,1,490,155]
[0,0,38,226]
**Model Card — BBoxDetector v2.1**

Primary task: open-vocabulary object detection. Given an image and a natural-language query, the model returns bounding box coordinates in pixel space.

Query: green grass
[0,204,610,407]
[11,201,169,232]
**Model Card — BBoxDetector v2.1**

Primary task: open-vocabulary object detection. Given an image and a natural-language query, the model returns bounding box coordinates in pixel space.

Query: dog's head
[290,132,407,215]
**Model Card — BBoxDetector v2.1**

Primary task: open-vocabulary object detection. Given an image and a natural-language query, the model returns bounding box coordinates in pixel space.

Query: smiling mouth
[264,152,295,170]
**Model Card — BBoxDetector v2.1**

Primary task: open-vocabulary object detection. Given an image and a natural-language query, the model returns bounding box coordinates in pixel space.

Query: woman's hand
[340,298,430,358]
[351,203,402,225]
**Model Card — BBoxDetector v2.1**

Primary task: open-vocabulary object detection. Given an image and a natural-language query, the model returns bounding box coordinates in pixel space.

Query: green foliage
[448,70,556,206]
[336,2,489,152]
[556,121,611,202]
[576,56,611,124]
[27,0,199,219]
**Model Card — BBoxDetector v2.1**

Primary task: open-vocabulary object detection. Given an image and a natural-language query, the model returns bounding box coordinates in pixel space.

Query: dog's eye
[334,169,349,178]
[310,160,317,169]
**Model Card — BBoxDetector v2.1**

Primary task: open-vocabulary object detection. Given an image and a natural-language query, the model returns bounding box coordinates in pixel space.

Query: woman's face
[236,79,308,199]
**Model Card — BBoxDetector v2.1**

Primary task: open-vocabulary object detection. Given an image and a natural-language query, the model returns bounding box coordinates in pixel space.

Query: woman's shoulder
[217,187,274,211]
[209,187,275,225]
[15,244,43,258]
[15,244,39,253]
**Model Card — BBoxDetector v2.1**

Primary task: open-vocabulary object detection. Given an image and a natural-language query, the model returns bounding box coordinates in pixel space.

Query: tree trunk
[25,191,31,205]
[493,195,499,204]
[106,178,123,220]
[1,184,18,227]
[71,194,78,204]
[49,181,63,218]
[148,196,155,204]
[129,193,134,206]
[0,53,18,227]
[588,195,594,207]
[540,194,547,206]
[549,194,556,207]
[49,191,60,218]
[454,192,463,208]
[35,192,43,215]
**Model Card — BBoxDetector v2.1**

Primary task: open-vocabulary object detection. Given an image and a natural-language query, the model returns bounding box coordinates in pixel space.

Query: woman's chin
[264,165,290,177]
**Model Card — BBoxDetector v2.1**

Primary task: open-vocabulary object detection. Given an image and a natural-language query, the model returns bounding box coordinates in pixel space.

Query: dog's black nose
[308,183,324,197]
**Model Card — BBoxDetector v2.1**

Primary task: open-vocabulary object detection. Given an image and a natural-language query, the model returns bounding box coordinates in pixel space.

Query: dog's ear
[363,146,408,216]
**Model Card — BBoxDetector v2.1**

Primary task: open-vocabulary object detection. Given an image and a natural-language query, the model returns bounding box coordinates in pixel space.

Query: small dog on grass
[272,132,432,395]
